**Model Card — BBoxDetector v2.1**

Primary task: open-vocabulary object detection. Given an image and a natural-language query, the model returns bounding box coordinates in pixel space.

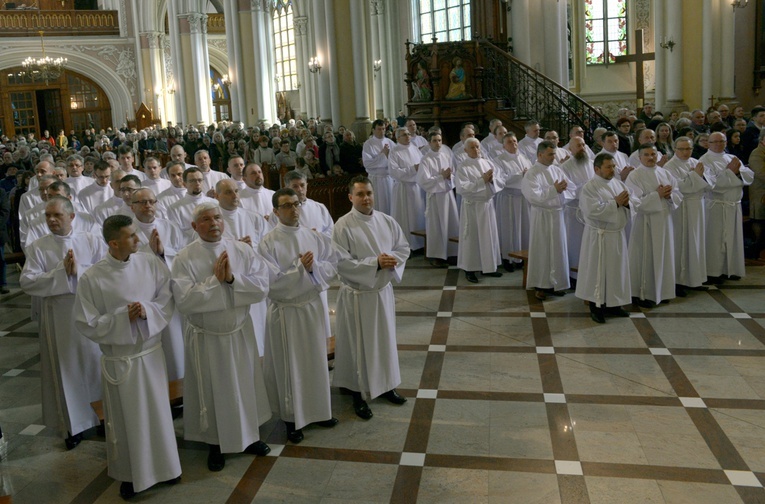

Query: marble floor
[2,257,765,503]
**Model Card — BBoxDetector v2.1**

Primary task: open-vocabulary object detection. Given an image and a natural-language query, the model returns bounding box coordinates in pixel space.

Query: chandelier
[22,31,67,85]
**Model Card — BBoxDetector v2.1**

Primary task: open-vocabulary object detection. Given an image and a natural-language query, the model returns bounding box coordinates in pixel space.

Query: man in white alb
[362,119,396,214]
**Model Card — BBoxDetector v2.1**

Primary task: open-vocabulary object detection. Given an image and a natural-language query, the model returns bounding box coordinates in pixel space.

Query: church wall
[237,11,258,125]
[733,3,760,112]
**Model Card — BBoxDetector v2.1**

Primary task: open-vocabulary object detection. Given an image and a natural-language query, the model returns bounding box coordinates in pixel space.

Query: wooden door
[9,90,38,138]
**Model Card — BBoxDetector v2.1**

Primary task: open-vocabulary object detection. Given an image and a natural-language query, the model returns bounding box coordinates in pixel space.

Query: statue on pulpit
[412,61,432,102]
[446,57,470,100]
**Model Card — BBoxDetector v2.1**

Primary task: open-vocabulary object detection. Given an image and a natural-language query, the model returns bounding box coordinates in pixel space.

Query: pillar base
[351,118,373,143]
[665,100,688,114]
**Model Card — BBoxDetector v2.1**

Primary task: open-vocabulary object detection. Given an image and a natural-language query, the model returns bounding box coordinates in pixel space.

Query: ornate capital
[294,16,308,36]
[370,0,385,16]
[143,31,162,49]
[250,0,265,12]
[186,13,208,34]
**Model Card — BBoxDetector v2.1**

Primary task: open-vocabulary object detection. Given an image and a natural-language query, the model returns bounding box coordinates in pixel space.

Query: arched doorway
[210,67,231,123]
[0,67,112,139]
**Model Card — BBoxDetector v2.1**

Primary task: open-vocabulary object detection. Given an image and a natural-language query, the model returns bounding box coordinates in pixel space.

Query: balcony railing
[0,10,119,37]
[207,13,224,34]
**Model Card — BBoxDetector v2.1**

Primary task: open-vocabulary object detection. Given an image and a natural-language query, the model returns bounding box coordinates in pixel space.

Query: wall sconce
[659,37,676,52]
[221,74,231,86]
[373,59,382,78]
[308,56,321,74]
[731,0,748,8]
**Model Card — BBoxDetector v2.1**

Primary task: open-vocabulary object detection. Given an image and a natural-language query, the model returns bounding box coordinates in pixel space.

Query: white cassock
[20,198,46,248]
[561,156,594,273]
[482,136,503,161]
[604,149,631,175]
[456,157,501,273]
[699,150,755,277]
[389,143,425,250]
[494,150,532,261]
[78,183,114,214]
[24,212,101,251]
[221,206,269,356]
[416,147,459,260]
[626,165,682,303]
[522,162,574,291]
[64,176,95,199]
[93,196,128,225]
[518,136,542,164]
[171,238,271,453]
[662,156,710,287]
[258,223,339,429]
[156,185,187,219]
[20,231,105,437]
[122,167,147,182]
[628,149,663,168]
[142,178,172,197]
[200,169,229,195]
[552,146,569,164]
[411,134,428,151]
[74,252,180,493]
[134,217,188,380]
[240,186,276,218]
[574,176,632,307]
[18,189,43,235]
[166,193,216,240]
[362,135,396,214]
[332,207,410,399]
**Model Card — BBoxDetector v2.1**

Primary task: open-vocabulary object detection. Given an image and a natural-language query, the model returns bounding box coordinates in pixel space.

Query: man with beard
[494,132,532,271]
[560,137,594,279]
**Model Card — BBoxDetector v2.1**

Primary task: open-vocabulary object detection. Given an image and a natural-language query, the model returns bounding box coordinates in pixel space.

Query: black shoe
[660,299,670,304]
[382,389,407,405]
[482,271,503,278]
[703,276,724,285]
[428,258,449,268]
[96,424,106,437]
[207,444,225,472]
[351,393,374,420]
[502,260,515,273]
[285,422,304,444]
[119,482,136,500]
[314,417,339,428]
[465,271,479,283]
[675,285,688,298]
[0,287,9,294]
[551,290,567,297]
[162,476,181,485]
[65,432,82,450]
[607,306,631,317]
[535,289,547,301]
[637,299,656,309]
[589,302,605,324]
[689,285,709,291]
[244,440,271,456]
[729,275,741,281]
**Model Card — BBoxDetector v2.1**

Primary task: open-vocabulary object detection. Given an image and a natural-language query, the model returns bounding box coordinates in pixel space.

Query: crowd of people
[1,103,764,498]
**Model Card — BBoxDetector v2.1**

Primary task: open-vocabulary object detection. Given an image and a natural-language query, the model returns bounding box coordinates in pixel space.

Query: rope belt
[185,319,246,433]
[709,199,740,256]
[584,223,623,305]
[100,342,162,459]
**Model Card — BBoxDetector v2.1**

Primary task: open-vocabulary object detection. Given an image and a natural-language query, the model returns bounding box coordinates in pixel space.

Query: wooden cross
[614,29,655,112]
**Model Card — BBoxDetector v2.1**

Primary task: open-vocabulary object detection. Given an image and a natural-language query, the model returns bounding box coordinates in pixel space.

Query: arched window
[416,0,471,44]
[210,68,231,123]
[585,0,627,65]
[272,0,296,92]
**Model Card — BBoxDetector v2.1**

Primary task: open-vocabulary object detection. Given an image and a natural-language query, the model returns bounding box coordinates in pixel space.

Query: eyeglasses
[132,199,157,206]
[120,187,137,194]
[277,201,302,210]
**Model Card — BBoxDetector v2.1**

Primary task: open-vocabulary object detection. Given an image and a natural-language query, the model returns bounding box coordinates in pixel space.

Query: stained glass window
[585,0,627,65]
[418,0,470,44]
[272,0,297,91]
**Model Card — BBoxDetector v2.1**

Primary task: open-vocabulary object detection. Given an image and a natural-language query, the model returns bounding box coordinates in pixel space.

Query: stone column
[654,0,666,112]
[167,0,186,125]
[142,31,166,124]
[510,0,531,64]
[665,0,683,105]
[181,12,212,126]
[223,0,247,122]
[719,1,735,100]
[294,16,310,119]
[369,0,383,119]
[350,0,372,136]
[323,0,341,126]
[542,0,567,86]
[312,0,332,122]
[701,0,713,108]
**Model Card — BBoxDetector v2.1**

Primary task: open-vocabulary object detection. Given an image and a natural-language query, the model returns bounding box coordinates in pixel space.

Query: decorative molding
[119,0,128,36]
[144,31,162,50]
[294,16,308,36]
[163,35,174,88]
[68,44,138,98]
[208,38,227,52]
[250,0,266,12]
[370,0,384,16]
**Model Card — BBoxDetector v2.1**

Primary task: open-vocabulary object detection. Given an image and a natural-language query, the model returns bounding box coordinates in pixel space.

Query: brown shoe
[535,289,547,301]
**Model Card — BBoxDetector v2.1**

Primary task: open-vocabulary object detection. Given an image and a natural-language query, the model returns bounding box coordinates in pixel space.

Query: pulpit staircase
[405,38,614,145]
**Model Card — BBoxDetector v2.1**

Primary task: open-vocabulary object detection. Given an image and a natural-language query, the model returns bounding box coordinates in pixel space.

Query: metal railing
[0,10,119,36]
